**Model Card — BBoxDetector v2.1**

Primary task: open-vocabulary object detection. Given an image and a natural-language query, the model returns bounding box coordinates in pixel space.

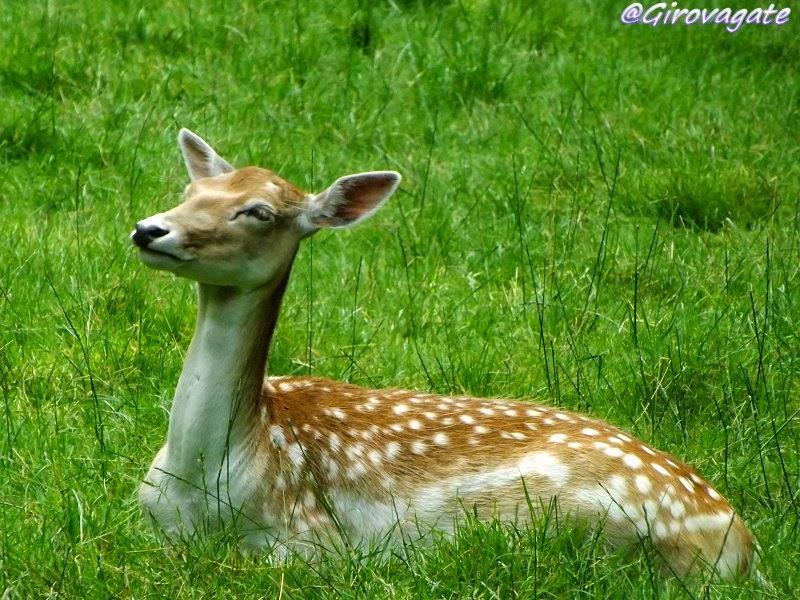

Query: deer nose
[132,223,170,249]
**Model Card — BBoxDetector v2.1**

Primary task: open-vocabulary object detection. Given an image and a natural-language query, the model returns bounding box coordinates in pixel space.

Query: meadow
[1,0,798,597]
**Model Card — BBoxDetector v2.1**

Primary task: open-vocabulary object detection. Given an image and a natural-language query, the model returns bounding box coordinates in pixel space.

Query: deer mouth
[139,247,192,266]
[140,246,181,259]
[135,244,194,267]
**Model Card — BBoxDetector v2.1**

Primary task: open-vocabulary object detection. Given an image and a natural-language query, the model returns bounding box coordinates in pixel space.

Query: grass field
[1,0,799,597]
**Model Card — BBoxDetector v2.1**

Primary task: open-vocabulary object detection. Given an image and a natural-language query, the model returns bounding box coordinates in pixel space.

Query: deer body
[133,129,757,579]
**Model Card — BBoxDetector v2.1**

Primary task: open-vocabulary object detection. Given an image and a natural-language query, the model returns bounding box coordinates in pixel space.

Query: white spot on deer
[441,417,454,426]
[594,441,610,451]
[689,472,704,485]
[384,441,401,459]
[287,443,305,468]
[478,407,494,416]
[567,441,582,449]
[408,419,423,431]
[411,440,428,455]
[345,444,364,461]
[389,423,404,433]
[460,414,475,425]
[641,445,656,456]
[653,521,668,540]
[328,408,346,421]
[543,418,555,425]
[504,409,518,417]
[323,455,339,479]
[329,432,341,453]
[635,474,652,494]
[519,452,571,487]
[278,381,297,392]
[474,425,489,434]
[433,432,449,446]
[423,411,437,420]
[347,461,367,480]
[555,412,571,421]
[393,404,409,415]
[617,433,632,442]
[608,435,624,445]
[526,409,542,417]
[274,474,286,491]
[678,476,695,494]
[302,490,316,509]
[669,520,681,535]
[604,446,624,458]
[706,486,721,501]
[525,422,538,431]
[582,427,599,437]
[666,459,678,469]
[670,500,686,518]
[293,518,309,532]
[410,396,423,405]
[623,453,643,469]
[270,425,286,448]
[549,433,568,444]
[368,449,383,466]
[642,498,659,518]
[467,436,479,445]
[651,463,669,476]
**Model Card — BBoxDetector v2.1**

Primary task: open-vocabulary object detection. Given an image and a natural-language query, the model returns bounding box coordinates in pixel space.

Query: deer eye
[236,205,274,223]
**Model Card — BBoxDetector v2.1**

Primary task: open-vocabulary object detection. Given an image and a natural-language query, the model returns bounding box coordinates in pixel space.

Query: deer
[132,128,758,581]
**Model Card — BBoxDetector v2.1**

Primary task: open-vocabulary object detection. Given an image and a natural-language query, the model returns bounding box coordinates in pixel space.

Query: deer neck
[165,264,293,478]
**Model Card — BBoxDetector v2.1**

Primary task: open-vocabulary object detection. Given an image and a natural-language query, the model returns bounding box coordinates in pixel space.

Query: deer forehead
[183,166,307,214]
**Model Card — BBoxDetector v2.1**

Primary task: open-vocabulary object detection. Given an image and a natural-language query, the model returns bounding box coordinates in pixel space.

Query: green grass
[1,0,798,596]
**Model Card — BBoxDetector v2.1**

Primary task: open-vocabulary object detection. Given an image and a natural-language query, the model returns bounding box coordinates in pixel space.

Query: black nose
[132,223,169,249]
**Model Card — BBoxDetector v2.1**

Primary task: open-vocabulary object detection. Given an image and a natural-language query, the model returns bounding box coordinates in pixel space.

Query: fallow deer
[132,129,758,580]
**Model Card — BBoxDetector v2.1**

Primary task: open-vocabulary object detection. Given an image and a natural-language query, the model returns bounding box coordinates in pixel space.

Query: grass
[1,0,798,596]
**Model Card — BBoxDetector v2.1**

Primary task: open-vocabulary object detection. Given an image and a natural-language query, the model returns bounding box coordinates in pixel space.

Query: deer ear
[304,171,401,230]
[178,129,234,181]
